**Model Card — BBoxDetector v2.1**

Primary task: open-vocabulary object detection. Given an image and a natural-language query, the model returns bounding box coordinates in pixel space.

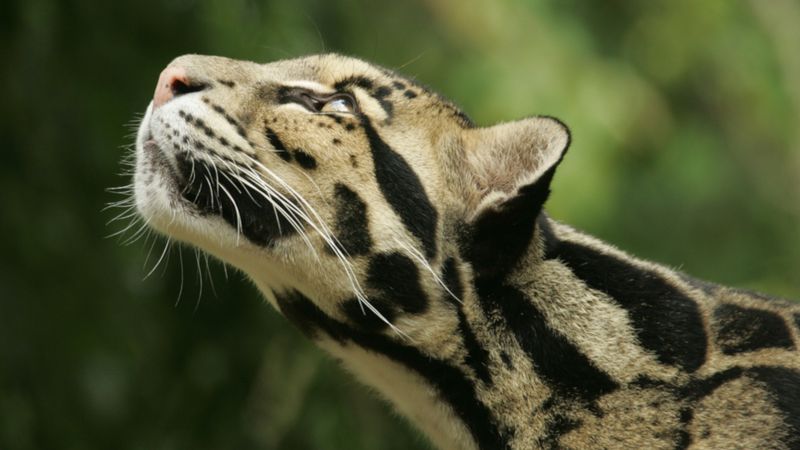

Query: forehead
[266,54,474,128]
[268,54,415,88]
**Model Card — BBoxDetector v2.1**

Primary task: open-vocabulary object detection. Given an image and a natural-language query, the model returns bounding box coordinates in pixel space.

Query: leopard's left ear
[461,116,570,215]
[459,116,570,279]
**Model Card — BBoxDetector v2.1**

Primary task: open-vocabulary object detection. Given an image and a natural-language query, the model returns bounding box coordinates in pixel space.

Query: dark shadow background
[1,1,798,449]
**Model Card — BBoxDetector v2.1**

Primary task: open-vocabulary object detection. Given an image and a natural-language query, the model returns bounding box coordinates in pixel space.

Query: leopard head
[133,53,570,335]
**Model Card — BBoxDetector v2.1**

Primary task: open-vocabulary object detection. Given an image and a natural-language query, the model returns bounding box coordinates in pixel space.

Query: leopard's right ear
[456,116,571,280]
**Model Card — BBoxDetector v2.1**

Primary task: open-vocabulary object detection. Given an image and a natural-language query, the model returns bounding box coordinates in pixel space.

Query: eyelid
[320,93,358,114]
[278,87,359,114]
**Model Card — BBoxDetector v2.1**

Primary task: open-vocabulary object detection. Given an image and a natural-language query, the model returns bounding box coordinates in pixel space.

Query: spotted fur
[132,53,800,450]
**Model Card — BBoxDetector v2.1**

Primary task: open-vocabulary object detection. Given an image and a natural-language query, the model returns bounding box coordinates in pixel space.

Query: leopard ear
[460,116,570,279]
[461,116,570,216]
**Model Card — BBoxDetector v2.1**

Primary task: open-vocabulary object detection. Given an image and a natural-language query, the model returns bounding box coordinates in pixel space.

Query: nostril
[153,66,208,108]
[170,78,207,97]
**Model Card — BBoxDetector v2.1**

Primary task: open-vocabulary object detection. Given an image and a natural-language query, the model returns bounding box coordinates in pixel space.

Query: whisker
[176,245,185,307]
[217,181,243,245]
[194,248,204,311]
[142,232,160,269]
[204,253,218,298]
[244,158,406,337]
[121,220,152,246]
[144,238,172,280]
[394,237,461,304]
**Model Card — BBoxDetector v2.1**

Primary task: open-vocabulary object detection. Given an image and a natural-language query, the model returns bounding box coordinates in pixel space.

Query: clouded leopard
[131,54,800,450]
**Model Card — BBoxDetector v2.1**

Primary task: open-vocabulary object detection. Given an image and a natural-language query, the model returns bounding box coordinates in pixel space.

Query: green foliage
[1,1,797,449]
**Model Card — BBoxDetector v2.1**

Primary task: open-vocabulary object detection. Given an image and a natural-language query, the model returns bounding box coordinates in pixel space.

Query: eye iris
[323,97,352,113]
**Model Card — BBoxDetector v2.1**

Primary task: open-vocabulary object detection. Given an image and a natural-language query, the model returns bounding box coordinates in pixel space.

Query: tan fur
[133,53,800,450]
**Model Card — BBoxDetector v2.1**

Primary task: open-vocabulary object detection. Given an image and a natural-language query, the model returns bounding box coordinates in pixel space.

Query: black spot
[292,149,317,170]
[184,114,225,143]
[713,304,794,354]
[544,239,708,373]
[208,101,248,140]
[442,258,492,385]
[392,81,406,90]
[500,352,513,369]
[332,138,342,145]
[174,154,297,247]
[464,163,559,281]
[345,123,356,132]
[452,108,476,128]
[629,365,747,442]
[265,127,292,162]
[404,90,418,99]
[377,99,394,119]
[476,281,618,403]
[794,312,800,330]
[675,408,694,450]
[361,117,438,259]
[349,154,358,168]
[367,252,428,314]
[632,372,752,450]
[746,366,800,448]
[273,289,511,450]
[374,85,392,98]
[334,76,374,91]
[675,429,692,450]
[275,290,346,342]
[679,408,693,425]
[680,367,744,402]
[541,410,582,450]
[341,297,396,332]
[217,79,235,88]
[331,183,373,256]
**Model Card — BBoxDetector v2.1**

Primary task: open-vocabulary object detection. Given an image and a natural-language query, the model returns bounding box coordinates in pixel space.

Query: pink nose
[153,66,191,108]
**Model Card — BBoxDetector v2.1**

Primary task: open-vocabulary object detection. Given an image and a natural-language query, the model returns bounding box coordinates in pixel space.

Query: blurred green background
[1,0,798,449]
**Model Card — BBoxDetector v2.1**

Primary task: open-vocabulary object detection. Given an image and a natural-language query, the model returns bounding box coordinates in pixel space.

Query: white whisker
[194,248,204,311]
[144,238,172,280]
[217,181,243,246]
[142,232,160,269]
[394,237,461,304]
[204,253,218,298]
[176,245,185,307]
[245,158,406,337]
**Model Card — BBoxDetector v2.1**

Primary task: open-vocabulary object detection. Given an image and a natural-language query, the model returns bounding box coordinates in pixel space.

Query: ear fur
[460,116,570,280]
[462,116,570,215]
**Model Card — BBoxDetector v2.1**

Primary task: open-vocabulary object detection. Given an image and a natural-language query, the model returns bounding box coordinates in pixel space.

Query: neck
[268,215,720,450]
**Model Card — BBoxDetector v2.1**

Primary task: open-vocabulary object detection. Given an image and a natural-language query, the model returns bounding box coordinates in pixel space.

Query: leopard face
[134,53,568,334]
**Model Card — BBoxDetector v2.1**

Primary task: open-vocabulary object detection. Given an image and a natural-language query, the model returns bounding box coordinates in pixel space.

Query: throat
[263,216,711,450]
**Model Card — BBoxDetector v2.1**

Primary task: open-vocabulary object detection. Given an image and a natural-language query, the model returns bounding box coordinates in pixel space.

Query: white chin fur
[131,98,304,302]
[132,101,240,254]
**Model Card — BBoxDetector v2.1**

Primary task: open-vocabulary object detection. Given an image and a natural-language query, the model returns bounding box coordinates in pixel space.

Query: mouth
[168,148,300,248]
[136,109,301,248]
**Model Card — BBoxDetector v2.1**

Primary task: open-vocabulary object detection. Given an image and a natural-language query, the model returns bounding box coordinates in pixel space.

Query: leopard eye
[320,95,356,114]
